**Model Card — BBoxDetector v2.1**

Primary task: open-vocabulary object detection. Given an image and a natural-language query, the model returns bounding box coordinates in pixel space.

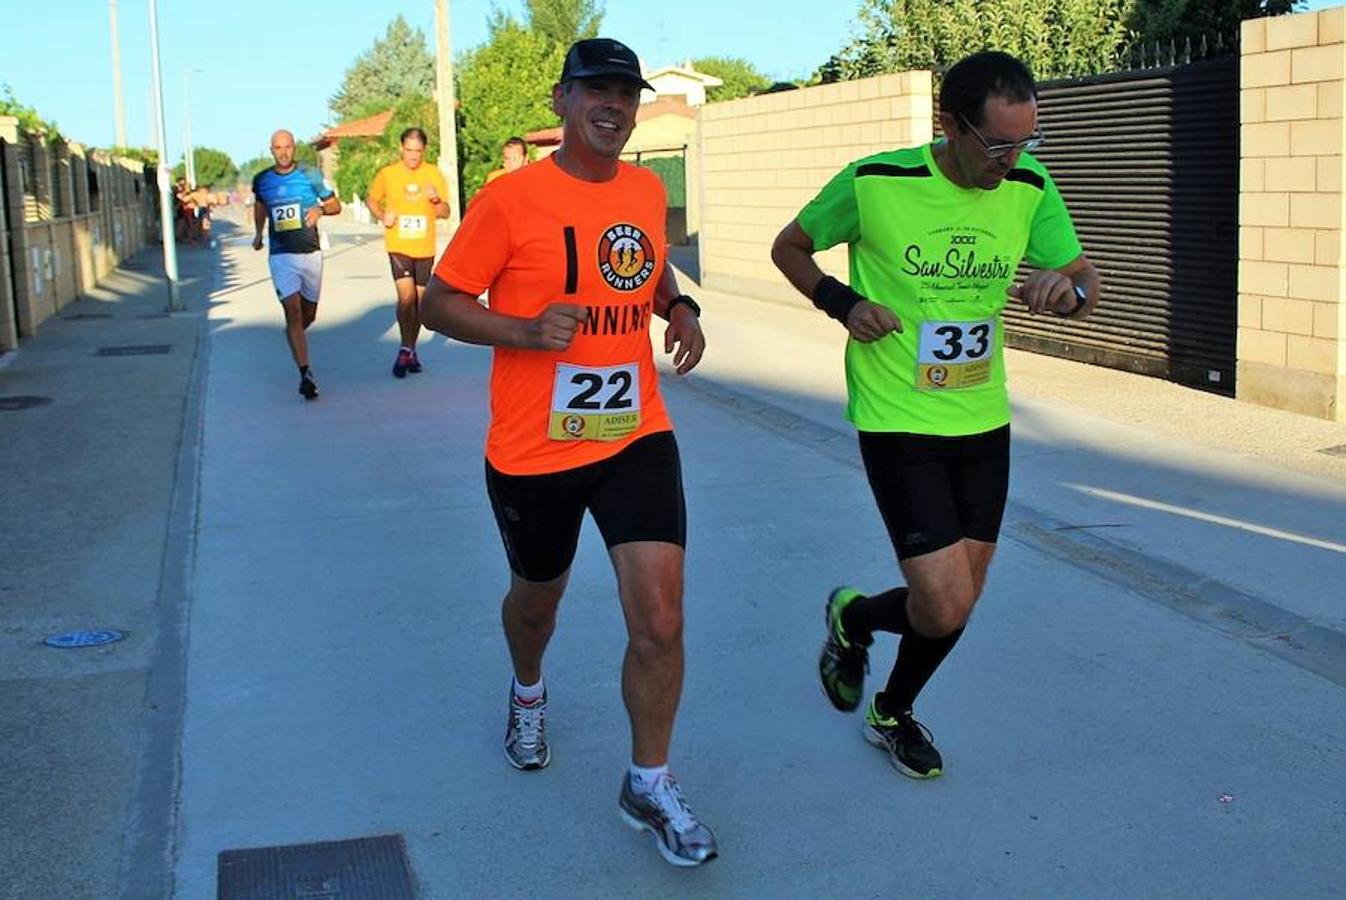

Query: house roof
[524,97,696,148]
[642,65,723,87]
[313,109,394,148]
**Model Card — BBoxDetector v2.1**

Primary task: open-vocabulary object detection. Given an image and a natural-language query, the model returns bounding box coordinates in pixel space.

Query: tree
[818,0,1305,83]
[692,56,772,102]
[818,0,1133,82]
[333,94,440,202]
[0,84,59,137]
[1128,0,1302,47]
[330,16,435,120]
[524,0,603,49]
[172,146,236,187]
[456,16,567,197]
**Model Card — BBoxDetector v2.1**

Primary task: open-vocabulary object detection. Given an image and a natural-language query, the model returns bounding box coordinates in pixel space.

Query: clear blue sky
[0,0,859,167]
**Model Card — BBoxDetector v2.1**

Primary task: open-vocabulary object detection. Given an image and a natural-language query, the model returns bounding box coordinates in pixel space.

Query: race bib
[916,318,996,390]
[398,214,427,239]
[272,202,302,232]
[549,363,641,441]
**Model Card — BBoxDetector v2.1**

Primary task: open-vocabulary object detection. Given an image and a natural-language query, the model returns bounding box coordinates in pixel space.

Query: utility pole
[434,0,461,230]
[148,0,181,311]
[109,0,127,147]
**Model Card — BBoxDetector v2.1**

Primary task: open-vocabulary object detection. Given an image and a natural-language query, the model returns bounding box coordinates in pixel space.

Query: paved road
[3,207,1343,898]
[173,214,1345,896]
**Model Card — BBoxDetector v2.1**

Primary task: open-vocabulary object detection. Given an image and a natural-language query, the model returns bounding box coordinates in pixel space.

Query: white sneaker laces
[650,775,697,833]
[513,702,544,748]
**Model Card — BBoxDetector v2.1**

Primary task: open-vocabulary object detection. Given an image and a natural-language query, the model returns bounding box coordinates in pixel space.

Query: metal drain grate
[1320,444,1346,458]
[96,344,172,356]
[218,834,415,900]
[0,396,53,411]
[62,313,113,320]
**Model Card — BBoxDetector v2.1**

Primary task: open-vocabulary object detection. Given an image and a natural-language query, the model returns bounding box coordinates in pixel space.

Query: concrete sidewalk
[0,232,216,900]
[165,226,1345,897]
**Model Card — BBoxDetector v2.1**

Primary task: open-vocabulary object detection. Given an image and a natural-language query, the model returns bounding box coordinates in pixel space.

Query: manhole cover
[0,395,53,411]
[62,313,113,320]
[96,344,172,356]
[1320,444,1346,458]
[45,629,125,648]
[219,834,415,900]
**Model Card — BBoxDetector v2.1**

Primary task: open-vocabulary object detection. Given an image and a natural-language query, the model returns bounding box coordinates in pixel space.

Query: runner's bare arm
[252,200,266,250]
[771,219,900,342]
[1009,253,1100,318]
[420,276,585,351]
[651,262,704,375]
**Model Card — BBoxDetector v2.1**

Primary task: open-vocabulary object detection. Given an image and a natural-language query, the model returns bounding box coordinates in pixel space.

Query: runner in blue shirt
[252,129,340,400]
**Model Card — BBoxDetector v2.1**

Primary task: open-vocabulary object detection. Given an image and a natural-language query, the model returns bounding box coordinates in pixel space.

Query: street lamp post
[183,68,201,188]
[148,0,181,310]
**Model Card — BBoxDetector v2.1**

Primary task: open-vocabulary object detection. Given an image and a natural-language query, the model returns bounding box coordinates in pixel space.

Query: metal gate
[1004,56,1239,395]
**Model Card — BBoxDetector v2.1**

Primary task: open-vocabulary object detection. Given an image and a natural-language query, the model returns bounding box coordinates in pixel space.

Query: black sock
[299,365,310,376]
[877,626,964,718]
[840,587,910,645]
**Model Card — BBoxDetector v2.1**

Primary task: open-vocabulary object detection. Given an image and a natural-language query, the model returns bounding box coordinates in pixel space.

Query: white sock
[512,676,544,703]
[399,345,413,353]
[629,763,669,793]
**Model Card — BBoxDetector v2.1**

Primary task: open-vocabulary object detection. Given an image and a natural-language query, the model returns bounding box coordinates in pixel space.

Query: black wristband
[666,294,701,319]
[811,275,865,324]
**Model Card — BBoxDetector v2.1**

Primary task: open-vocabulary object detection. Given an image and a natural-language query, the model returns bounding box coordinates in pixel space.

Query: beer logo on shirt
[405,182,422,199]
[598,224,656,291]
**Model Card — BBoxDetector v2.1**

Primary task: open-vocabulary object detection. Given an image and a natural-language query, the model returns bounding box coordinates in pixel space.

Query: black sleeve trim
[856,162,931,178]
[1005,168,1046,190]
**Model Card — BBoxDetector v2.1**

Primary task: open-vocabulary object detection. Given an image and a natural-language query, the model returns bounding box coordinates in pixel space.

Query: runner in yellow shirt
[366,127,452,377]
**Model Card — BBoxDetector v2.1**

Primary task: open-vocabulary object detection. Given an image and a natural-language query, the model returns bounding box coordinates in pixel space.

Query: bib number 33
[549,363,642,441]
[916,318,995,390]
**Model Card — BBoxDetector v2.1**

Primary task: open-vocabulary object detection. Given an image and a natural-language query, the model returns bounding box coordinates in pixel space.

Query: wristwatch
[667,294,701,318]
[1064,284,1087,316]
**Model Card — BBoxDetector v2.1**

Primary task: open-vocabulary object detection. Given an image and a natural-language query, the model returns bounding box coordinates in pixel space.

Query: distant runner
[252,129,340,400]
[365,127,451,378]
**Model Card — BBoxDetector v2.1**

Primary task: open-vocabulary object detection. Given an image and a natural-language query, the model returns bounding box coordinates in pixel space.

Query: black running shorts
[484,431,687,583]
[858,425,1010,561]
[388,253,433,286]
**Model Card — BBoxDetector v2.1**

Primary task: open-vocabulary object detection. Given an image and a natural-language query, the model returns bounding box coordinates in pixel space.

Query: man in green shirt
[771,51,1100,778]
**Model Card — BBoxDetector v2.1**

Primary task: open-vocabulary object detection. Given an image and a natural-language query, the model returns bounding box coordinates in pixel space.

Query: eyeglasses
[957,114,1044,160]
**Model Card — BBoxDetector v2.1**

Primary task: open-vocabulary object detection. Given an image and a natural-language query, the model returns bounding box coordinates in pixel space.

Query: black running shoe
[392,349,411,379]
[298,370,319,400]
[819,586,868,712]
[407,350,423,373]
[863,697,943,778]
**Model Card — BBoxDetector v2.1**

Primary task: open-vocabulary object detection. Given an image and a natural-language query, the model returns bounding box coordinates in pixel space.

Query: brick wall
[698,73,934,306]
[0,118,155,352]
[1239,8,1346,420]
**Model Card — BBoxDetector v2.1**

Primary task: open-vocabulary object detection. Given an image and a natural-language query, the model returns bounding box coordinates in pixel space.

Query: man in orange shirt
[484,136,529,184]
[420,38,715,868]
[366,127,451,377]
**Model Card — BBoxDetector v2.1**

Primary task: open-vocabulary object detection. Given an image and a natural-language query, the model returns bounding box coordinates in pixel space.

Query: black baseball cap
[559,38,653,90]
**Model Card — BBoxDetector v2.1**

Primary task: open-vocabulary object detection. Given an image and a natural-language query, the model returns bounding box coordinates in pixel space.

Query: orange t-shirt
[435,157,672,476]
[368,161,448,258]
